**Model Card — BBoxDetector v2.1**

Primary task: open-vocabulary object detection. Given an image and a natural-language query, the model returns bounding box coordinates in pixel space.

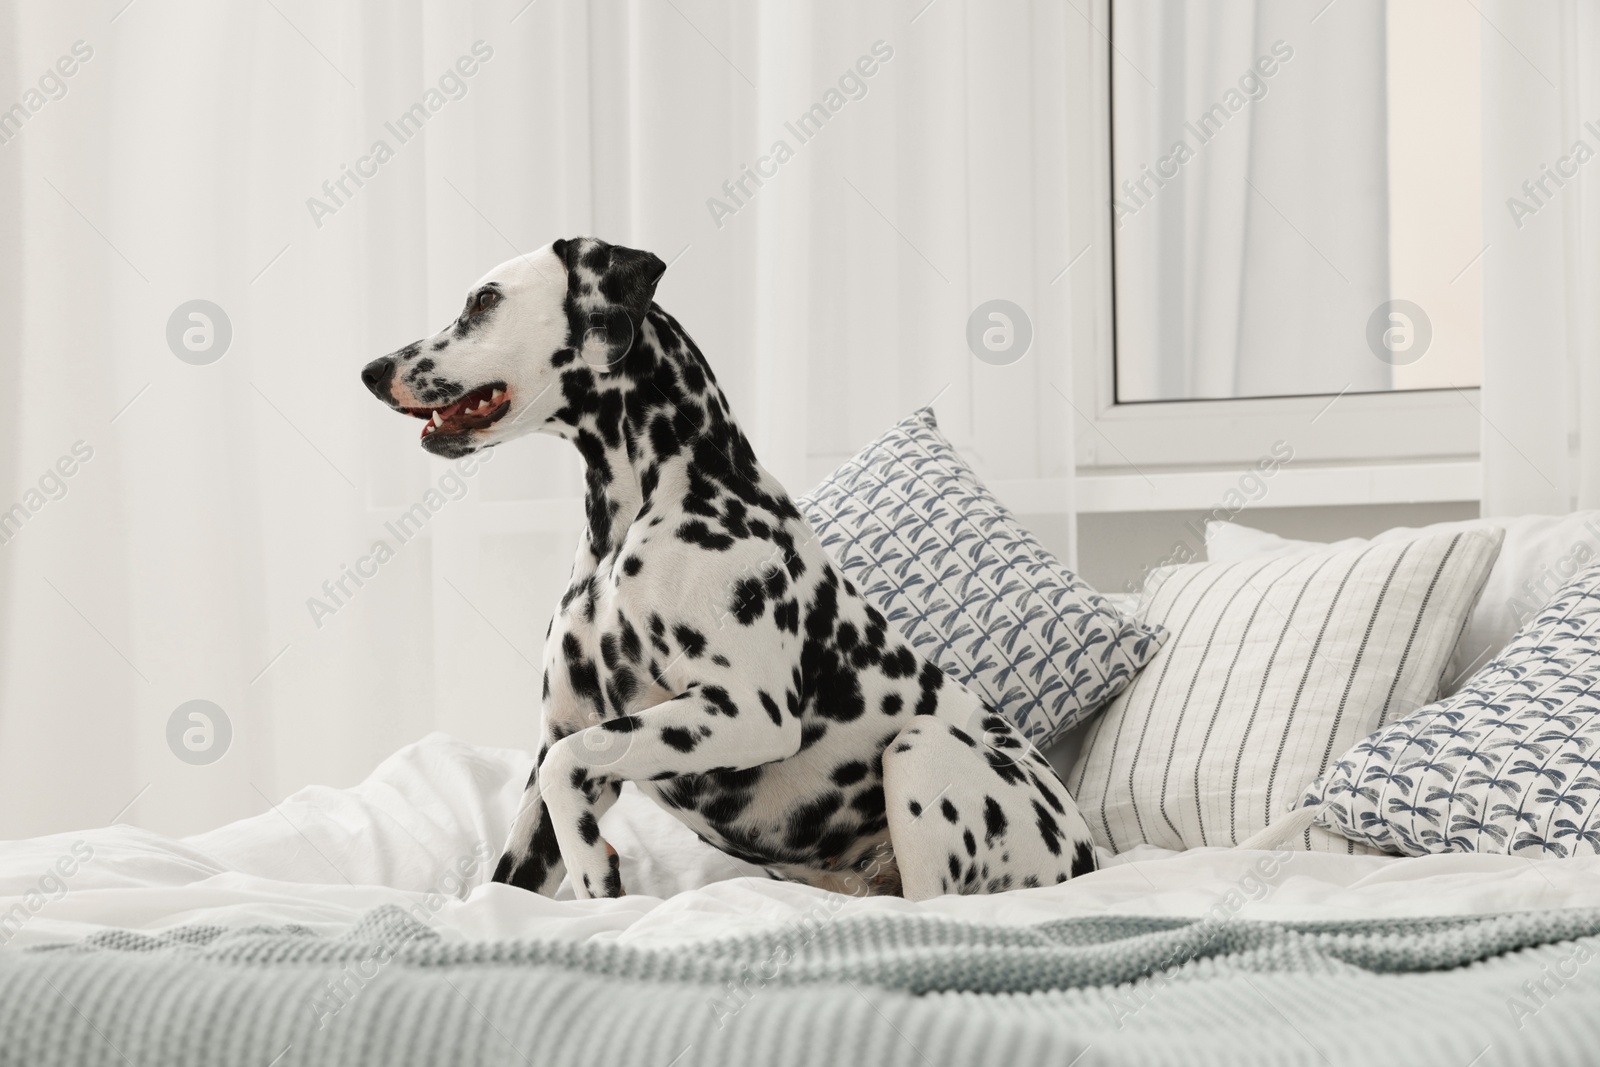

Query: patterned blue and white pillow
[1305,559,1600,857]
[797,408,1164,749]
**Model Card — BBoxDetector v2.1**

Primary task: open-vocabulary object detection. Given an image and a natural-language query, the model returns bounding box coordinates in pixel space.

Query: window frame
[1062,0,1481,486]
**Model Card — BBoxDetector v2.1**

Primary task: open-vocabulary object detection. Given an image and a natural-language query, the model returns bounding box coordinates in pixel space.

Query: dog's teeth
[474,399,489,411]
[431,411,444,427]
[491,388,504,402]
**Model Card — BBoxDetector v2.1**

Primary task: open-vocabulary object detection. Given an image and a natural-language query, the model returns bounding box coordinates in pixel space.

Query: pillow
[798,408,1164,749]
[1204,520,1364,561]
[1068,528,1505,854]
[1206,513,1600,695]
[1304,560,1600,857]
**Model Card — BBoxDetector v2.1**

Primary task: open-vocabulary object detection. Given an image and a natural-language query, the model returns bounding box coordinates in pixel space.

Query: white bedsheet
[2,734,1597,949]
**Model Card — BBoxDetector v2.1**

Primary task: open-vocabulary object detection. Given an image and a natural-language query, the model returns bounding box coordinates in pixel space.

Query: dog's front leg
[541,685,800,899]
[493,732,623,896]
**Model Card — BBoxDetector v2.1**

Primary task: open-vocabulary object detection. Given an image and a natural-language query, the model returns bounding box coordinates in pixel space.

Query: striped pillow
[799,408,1165,749]
[1068,528,1504,853]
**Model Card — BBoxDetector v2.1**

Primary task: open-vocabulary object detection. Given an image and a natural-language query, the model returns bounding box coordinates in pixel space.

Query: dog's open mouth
[404,382,511,440]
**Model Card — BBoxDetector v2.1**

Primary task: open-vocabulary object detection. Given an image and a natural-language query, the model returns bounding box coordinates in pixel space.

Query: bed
[10,425,1600,1065]
[3,732,1599,1066]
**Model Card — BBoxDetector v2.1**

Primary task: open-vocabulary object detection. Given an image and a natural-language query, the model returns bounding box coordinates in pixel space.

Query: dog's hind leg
[883,714,1098,901]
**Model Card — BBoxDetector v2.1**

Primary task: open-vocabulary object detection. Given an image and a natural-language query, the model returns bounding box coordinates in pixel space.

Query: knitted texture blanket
[4,904,1600,1066]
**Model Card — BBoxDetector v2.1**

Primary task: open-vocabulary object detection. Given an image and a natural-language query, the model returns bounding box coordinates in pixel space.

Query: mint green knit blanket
[3,905,1599,1066]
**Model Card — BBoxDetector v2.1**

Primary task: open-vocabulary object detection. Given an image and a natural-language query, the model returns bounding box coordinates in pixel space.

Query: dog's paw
[573,844,625,899]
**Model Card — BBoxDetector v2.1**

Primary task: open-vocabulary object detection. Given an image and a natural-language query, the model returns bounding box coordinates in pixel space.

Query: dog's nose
[361,357,396,400]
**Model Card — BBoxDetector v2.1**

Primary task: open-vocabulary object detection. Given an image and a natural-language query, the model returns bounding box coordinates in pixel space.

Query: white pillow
[1206,513,1600,695]
[1204,520,1364,562]
[1069,528,1505,854]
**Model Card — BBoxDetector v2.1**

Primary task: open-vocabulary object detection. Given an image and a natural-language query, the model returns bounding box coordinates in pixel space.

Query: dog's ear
[554,237,666,371]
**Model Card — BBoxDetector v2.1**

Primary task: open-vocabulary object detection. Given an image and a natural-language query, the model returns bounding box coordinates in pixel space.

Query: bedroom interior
[1,0,1598,1064]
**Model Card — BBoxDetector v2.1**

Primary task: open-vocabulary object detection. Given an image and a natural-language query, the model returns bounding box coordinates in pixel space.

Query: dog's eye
[467,289,500,317]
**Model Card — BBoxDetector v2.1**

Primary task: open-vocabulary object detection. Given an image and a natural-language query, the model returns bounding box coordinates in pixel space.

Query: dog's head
[360,237,666,458]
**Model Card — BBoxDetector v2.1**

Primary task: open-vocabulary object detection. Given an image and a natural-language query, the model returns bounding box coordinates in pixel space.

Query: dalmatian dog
[360,237,1098,900]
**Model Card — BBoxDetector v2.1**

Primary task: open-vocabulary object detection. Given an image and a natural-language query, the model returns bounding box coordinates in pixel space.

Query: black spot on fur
[661,726,698,752]
[940,799,959,824]
[785,792,843,849]
[561,576,594,611]
[881,647,917,679]
[493,798,564,893]
[605,667,639,710]
[673,625,707,658]
[774,599,800,633]
[677,521,735,551]
[804,574,839,640]
[1070,839,1096,878]
[578,812,600,846]
[731,577,766,625]
[619,618,643,663]
[801,636,866,723]
[564,633,603,715]
[1029,772,1067,815]
[702,686,739,717]
[800,721,827,750]
[1032,800,1064,857]
[985,747,1027,787]
[702,788,754,824]
[914,660,945,716]
[831,761,869,787]
[983,796,1008,847]
[851,786,885,820]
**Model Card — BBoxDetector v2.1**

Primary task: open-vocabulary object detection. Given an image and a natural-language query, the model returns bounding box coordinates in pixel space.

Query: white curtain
[1111,0,1391,402]
[1480,0,1600,516]
[0,0,1078,839]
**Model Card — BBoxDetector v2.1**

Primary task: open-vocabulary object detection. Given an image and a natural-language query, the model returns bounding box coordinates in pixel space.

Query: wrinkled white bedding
[3,734,1596,949]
